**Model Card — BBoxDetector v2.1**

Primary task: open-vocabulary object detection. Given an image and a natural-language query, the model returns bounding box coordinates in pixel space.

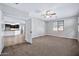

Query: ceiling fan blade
[15,3,19,5]
[51,13,56,15]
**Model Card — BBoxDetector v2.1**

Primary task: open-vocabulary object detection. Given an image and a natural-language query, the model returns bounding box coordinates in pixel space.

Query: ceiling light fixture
[41,10,56,18]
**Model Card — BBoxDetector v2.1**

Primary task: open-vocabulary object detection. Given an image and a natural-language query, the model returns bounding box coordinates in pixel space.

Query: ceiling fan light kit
[41,10,56,18]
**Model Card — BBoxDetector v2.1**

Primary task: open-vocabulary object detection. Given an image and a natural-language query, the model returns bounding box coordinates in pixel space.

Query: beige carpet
[1,35,79,56]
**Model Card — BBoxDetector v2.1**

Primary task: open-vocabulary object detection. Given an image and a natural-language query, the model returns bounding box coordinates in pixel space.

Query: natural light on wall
[58,26,64,31]
[53,27,58,31]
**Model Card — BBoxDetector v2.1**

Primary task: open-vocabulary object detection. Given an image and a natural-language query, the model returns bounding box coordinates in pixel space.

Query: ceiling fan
[41,10,56,18]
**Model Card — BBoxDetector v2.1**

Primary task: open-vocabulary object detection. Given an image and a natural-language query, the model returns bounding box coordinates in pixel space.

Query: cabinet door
[0,10,4,54]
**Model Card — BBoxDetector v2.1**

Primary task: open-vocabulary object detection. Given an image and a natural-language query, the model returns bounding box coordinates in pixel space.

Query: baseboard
[45,34,77,40]
[32,34,45,39]
[26,42,32,45]
[32,34,78,41]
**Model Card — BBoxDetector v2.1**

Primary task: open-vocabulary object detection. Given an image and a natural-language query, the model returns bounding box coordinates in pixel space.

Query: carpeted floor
[1,35,79,56]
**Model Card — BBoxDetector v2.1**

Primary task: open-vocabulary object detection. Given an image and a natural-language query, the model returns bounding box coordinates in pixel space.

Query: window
[53,21,57,31]
[53,20,64,31]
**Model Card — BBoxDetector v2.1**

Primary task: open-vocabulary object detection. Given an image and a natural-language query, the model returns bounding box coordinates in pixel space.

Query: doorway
[2,16,32,47]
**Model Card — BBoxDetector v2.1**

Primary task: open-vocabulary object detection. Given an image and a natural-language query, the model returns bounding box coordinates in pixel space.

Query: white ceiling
[4,3,79,20]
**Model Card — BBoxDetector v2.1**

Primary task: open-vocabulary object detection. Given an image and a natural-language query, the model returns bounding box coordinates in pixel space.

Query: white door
[25,19,32,44]
[0,10,4,54]
[78,17,79,41]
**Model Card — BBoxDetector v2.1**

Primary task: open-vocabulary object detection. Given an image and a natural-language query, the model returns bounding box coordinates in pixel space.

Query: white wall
[46,17,78,39]
[32,18,45,38]
[63,17,77,39]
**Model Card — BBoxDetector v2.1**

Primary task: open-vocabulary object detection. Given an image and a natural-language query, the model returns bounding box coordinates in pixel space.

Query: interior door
[0,10,4,54]
[78,17,79,40]
[25,19,32,44]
